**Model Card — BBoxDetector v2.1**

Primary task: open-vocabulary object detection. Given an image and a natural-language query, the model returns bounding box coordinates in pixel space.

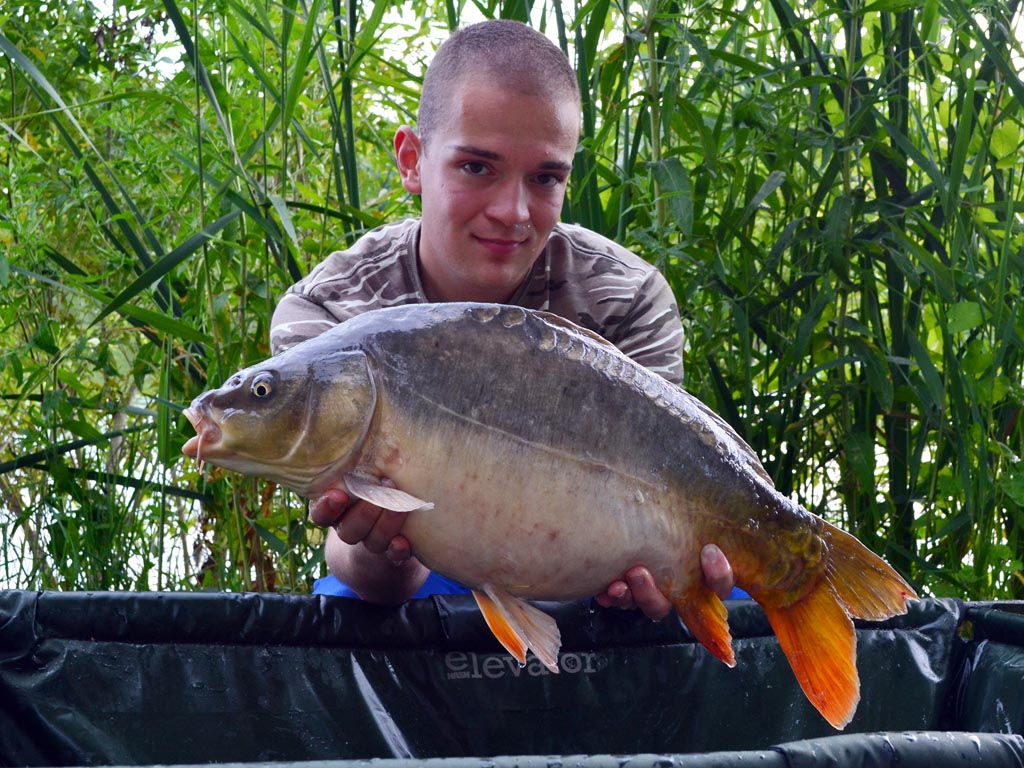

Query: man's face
[395,79,580,303]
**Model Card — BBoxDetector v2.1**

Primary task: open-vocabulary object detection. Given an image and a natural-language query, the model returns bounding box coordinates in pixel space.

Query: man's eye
[534,173,565,189]
[461,161,489,176]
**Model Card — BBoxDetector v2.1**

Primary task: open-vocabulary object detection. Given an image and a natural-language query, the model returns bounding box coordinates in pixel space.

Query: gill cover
[188,347,377,495]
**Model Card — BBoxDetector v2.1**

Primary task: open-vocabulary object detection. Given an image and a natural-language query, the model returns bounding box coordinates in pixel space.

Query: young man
[271,20,737,617]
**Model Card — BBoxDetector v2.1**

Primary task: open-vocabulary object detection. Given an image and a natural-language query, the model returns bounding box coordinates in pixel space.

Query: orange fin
[672,583,735,668]
[472,586,561,673]
[824,523,918,620]
[760,581,859,730]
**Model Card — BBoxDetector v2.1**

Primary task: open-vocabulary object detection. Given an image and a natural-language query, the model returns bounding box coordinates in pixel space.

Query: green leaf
[1000,469,1024,507]
[63,419,108,443]
[248,519,288,556]
[862,0,920,12]
[843,431,876,492]
[908,332,946,416]
[90,209,243,328]
[269,195,302,251]
[31,321,59,355]
[990,121,1021,160]
[947,302,984,334]
[648,158,693,237]
[848,337,895,410]
[741,170,786,227]
[10,266,211,344]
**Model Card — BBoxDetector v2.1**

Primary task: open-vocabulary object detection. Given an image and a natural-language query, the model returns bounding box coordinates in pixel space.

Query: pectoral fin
[343,472,434,512]
[472,586,562,673]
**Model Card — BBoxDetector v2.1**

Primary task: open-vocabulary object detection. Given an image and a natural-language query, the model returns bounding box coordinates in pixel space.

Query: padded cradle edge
[19,733,1024,768]
[0,591,1020,767]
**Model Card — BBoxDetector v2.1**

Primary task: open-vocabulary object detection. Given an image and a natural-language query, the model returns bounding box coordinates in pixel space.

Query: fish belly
[373,412,701,601]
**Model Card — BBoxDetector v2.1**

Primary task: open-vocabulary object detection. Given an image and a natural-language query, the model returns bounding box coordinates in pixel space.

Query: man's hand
[593,544,736,621]
[311,487,412,562]
[311,488,429,603]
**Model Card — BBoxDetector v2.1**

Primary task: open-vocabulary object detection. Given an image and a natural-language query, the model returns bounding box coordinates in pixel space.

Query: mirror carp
[183,302,918,729]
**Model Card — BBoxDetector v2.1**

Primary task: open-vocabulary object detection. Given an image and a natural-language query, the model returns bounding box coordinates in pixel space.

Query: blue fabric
[313,572,471,599]
[314,573,749,601]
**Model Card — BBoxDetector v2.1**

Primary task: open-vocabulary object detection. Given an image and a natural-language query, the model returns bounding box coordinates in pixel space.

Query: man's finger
[626,566,672,621]
[334,500,383,546]
[700,544,735,599]
[361,509,408,554]
[385,534,413,563]
[309,488,352,527]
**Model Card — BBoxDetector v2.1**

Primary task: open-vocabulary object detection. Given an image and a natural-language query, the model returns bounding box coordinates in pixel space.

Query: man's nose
[487,178,530,228]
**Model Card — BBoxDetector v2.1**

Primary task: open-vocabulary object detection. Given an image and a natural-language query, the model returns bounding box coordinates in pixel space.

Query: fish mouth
[182,405,226,467]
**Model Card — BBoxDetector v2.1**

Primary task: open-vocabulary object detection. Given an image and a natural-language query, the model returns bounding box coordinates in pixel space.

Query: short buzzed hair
[418,20,581,148]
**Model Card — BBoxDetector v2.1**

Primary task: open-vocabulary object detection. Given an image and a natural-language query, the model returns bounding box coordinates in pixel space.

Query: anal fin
[472,586,562,673]
[672,582,736,668]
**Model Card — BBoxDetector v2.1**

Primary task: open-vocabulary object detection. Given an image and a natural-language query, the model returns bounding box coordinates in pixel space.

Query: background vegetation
[1,0,1021,598]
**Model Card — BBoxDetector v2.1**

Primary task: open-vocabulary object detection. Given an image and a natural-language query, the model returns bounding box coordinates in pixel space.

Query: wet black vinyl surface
[0,592,1021,767]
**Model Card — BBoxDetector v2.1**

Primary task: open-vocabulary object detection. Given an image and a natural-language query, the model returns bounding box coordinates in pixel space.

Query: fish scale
[368,305,748,483]
[182,301,918,730]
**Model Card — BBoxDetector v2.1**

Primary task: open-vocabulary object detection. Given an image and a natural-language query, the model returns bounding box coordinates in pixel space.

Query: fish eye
[250,373,275,399]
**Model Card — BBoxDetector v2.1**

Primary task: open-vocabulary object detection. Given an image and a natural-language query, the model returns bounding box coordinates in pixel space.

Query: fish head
[182,347,377,496]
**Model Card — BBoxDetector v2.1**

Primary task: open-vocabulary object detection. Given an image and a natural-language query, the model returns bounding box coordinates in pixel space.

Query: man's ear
[394,126,423,194]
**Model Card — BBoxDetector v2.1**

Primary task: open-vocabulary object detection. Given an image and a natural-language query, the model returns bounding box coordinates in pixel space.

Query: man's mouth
[474,234,528,254]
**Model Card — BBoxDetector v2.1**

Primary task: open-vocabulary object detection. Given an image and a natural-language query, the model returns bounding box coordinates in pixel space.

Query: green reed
[0,0,1020,597]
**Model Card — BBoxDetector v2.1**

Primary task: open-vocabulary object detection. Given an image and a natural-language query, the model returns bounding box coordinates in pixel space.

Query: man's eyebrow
[538,160,573,172]
[451,145,573,172]
[451,144,502,160]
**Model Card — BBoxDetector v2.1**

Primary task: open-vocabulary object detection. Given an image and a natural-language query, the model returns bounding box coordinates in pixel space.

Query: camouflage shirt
[270,218,684,384]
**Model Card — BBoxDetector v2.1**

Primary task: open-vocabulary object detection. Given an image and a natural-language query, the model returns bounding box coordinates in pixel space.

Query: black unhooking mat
[0,591,1021,767]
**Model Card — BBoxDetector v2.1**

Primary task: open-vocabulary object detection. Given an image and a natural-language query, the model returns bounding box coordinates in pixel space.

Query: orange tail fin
[824,523,919,619]
[759,581,859,729]
[758,519,918,730]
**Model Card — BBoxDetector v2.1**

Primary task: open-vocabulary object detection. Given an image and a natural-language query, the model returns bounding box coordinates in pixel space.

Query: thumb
[309,487,353,526]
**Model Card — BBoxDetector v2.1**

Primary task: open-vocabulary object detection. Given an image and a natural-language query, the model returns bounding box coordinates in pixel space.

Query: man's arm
[594,547,735,618]
[270,292,342,354]
[610,269,687,385]
[312,490,735,610]
[273,292,434,603]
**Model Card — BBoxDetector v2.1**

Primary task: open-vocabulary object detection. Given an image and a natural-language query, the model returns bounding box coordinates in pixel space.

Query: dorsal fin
[533,311,623,352]
[536,307,774,488]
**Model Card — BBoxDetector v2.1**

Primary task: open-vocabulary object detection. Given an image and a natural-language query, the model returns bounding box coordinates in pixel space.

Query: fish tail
[824,522,919,619]
[758,579,859,730]
[672,582,736,668]
[755,520,918,730]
